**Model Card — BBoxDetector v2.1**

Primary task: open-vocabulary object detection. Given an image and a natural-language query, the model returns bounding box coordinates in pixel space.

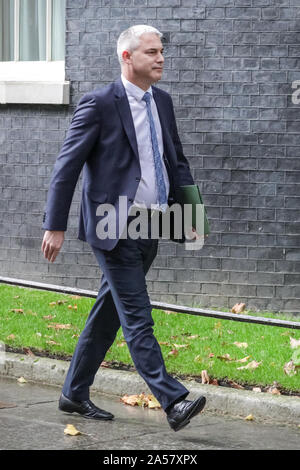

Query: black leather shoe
[166,396,206,432]
[59,393,114,420]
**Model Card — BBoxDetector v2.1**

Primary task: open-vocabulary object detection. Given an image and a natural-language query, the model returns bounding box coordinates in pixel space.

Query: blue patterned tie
[142,92,168,212]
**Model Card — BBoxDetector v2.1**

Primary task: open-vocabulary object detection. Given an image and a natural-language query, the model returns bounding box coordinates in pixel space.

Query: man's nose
[157,52,164,63]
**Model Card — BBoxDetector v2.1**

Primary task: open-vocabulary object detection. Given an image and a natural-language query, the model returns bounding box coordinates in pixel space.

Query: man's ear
[122,50,131,64]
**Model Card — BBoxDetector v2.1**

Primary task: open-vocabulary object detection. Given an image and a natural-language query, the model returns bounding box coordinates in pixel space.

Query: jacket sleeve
[42,92,101,231]
[169,96,195,186]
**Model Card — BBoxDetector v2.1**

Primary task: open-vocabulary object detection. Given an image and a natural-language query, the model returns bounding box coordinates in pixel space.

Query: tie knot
[142,92,151,104]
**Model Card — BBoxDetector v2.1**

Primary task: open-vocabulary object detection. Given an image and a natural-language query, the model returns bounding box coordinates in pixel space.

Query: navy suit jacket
[42,78,194,250]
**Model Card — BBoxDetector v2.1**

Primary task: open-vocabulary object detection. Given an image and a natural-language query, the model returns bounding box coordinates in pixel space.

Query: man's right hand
[41,230,65,263]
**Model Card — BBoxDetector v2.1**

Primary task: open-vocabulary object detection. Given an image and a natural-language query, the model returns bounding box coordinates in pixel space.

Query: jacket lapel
[114,78,139,162]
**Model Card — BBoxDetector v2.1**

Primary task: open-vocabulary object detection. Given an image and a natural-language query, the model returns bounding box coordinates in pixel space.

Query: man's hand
[41,230,65,263]
[186,227,208,241]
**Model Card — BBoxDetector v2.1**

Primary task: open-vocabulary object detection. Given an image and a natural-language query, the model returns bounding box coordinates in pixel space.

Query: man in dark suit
[41,25,206,432]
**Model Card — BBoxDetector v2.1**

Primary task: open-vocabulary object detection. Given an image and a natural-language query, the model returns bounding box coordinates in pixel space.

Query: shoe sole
[172,396,206,432]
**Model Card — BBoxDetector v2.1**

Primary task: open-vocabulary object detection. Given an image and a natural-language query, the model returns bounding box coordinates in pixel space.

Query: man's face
[124,33,164,86]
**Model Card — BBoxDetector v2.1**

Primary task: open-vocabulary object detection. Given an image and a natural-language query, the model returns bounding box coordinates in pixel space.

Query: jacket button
[136,177,140,181]
[129,198,133,203]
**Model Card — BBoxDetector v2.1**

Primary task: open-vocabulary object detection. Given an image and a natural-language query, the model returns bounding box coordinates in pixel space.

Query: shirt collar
[121,74,152,102]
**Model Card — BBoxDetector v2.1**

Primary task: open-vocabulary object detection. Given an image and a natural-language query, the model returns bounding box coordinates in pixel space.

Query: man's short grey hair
[117,25,163,65]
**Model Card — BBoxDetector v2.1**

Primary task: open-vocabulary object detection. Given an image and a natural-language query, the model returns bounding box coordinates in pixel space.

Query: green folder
[179,185,210,236]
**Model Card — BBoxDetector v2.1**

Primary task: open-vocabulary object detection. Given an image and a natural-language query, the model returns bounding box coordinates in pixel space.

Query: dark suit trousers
[62,215,189,411]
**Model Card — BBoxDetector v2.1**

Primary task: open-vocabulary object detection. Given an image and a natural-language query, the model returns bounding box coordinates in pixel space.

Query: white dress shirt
[121,74,170,210]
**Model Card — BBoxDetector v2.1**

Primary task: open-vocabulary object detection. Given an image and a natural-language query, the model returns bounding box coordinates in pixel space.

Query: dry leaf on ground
[245,414,254,421]
[173,343,189,349]
[233,342,248,348]
[228,380,244,390]
[23,347,35,357]
[201,370,210,384]
[237,360,262,370]
[47,323,72,330]
[46,340,61,346]
[235,356,251,363]
[121,393,161,409]
[17,377,27,383]
[64,424,81,436]
[43,314,55,320]
[231,303,246,314]
[290,337,300,349]
[6,334,15,340]
[253,387,262,393]
[168,349,179,357]
[284,360,297,376]
[10,309,24,314]
[267,386,281,395]
[217,353,232,361]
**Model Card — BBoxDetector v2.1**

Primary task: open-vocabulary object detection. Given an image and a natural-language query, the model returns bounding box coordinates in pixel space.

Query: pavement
[0,352,299,450]
[0,375,300,451]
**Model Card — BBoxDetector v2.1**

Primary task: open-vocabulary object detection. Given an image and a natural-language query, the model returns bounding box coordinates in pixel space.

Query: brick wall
[1,0,300,314]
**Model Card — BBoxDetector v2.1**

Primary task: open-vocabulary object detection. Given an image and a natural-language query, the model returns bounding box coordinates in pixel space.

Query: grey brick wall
[1,0,300,314]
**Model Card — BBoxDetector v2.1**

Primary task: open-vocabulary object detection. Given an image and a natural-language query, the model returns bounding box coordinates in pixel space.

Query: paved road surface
[0,376,299,451]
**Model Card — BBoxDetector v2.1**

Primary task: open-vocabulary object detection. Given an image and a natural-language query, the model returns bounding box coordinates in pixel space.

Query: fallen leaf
[253,387,262,393]
[100,361,110,368]
[159,341,172,346]
[47,323,72,330]
[23,347,35,357]
[117,340,126,347]
[267,386,281,395]
[211,378,219,386]
[46,340,61,346]
[233,342,248,349]
[120,394,161,409]
[208,353,215,358]
[43,315,55,320]
[168,349,179,357]
[17,377,27,383]
[235,356,251,363]
[69,295,81,299]
[121,394,141,407]
[49,302,57,306]
[6,334,15,340]
[201,370,210,384]
[64,424,81,436]
[290,337,300,349]
[147,395,161,409]
[237,360,262,370]
[231,303,246,314]
[10,309,24,314]
[284,360,297,376]
[173,343,189,349]
[228,380,244,390]
[245,414,254,421]
[217,353,232,361]
[187,334,199,340]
